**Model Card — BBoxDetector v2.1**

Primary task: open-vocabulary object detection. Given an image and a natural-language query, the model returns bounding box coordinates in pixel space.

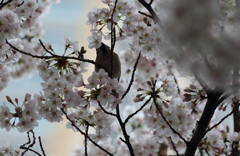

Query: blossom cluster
[1,54,124,143]
[0,144,32,156]
[0,0,57,91]
[87,0,240,92]
[2,0,240,155]
[0,93,41,132]
[66,68,124,142]
[198,123,240,155]
[144,97,195,153]
[87,0,170,60]
[72,105,160,156]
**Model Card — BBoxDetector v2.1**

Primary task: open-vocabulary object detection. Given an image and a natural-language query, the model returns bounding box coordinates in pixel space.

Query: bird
[95,42,121,81]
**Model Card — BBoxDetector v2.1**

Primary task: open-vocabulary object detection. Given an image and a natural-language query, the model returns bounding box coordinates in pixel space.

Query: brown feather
[95,43,121,80]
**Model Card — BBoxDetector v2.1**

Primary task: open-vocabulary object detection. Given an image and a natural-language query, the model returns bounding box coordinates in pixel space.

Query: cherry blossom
[2,0,240,155]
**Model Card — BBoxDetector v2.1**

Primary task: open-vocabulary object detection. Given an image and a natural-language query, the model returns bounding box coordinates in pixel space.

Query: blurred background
[0,1,104,155]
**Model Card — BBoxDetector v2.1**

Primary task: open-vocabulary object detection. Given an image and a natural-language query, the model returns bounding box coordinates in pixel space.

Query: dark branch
[84,124,89,156]
[169,137,180,156]
[20,130,42,156]
[6,39,97,66]
[97,101,117,117]
[138,11,153,19]
[232,96,240,156]
[38,136,46,156]
[206,105,237,132]
[0,0,13,9]
[110,0,118,78]
[61,108,113,156]
[124,97,152,125]
[20,147,41,156]
[153,99,189,145]
[185,90,224,156]
[120,137,127,144]
[122,52,141,100]
[22,130,36,155]
[138,0,162,27]
[116,105,135,156]
[206,100,239,133]
[149,0,154,5]
[39,39,55,56]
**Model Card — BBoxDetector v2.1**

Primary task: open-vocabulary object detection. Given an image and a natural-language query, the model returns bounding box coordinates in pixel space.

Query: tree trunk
[185,91,222,156]
[231,104,240,156]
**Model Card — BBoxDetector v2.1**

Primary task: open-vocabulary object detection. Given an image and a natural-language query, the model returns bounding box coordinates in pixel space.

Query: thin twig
[110,0,118,78]
[124,97,152,125]
[39,39,56,56]
[153,98,189,145]
[138,0,162,27]
[138,11,153,19]
[169,137,180,156]
[85,124,89,156]
[97,101,117,117]
[0,0,13,9]
[232,79,240,156]
[149,0,154,5]
[20,130,41,156]
[38,136,46,156]
[120,137,127,143]
[22,130,36,155]
[207,102,240,132]
[6,39,97,66]
[61,108,113,156]
[21,130,32,149]
[116,105,135,156]
[20,147,41,156]
[122,52,141,100]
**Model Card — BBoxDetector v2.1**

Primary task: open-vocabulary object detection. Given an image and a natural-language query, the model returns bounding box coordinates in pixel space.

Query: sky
[0,1,104,155]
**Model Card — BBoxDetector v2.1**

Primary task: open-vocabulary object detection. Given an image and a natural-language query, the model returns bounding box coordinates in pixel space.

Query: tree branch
[206,102,238,132]
[232,96,240,156]
[97,101,117,117]
[138,0,162,28]
[6,39,97,66]
[153,98,189,145]
[20,147,42,156]
[124,97,151,125]
[169,137,180,156]
[110,0,118,79]
[122,52,141,100]
[185,90,224,156]
[149,0,154,5]
[61,108,113,156]
[39,39,56,56]
[20,130,42,156]
[0,0,13,9]
[138,11,153,19]
[84,124,89,156]
[116,105,135,156]
[38,136,46,156]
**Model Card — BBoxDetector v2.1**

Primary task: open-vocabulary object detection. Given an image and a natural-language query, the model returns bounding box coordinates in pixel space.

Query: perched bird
[95,42,121,81]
